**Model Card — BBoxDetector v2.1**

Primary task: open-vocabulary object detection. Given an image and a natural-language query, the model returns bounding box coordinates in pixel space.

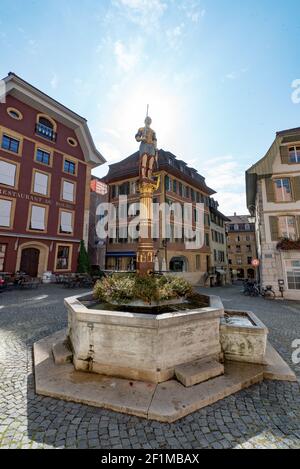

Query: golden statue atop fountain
[135,107,160,275]
[135,105,159,188]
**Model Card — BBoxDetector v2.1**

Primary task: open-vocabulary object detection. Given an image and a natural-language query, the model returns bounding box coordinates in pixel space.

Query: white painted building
[246,127,300,300]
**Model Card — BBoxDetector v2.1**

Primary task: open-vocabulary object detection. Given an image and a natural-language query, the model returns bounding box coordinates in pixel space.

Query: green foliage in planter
[94,274,136,304]
[93,274,193,305]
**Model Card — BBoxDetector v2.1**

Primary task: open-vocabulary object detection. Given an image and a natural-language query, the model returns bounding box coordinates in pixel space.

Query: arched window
[35,114,57,142]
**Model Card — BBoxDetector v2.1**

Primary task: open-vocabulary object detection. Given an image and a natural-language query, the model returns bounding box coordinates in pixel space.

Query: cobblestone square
[0,284,299,449]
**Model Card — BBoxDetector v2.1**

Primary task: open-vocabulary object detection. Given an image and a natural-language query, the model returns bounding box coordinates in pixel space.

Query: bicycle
[243,281,276,299]
[260,285,276,300]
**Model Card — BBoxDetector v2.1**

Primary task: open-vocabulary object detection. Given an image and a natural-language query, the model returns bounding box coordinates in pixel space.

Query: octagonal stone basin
[65,293,224,384]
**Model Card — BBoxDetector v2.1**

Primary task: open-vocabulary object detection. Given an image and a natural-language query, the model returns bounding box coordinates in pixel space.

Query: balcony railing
[35,123,57,142]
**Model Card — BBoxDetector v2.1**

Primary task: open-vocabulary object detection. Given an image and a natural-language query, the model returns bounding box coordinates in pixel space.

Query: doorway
[20,248,40,277]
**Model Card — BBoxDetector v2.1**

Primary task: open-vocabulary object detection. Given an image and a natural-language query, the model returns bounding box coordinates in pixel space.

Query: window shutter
[165,175,170,192]
[0,199,12,227]
[269,216,279,241]
[265,177,275,202]
[0,161,16,187]
[60,211,73,233]
[296,216,300,239]
[34,172,48,195]
[31,206,45,230]
[292,176,300,201]
[63,181,74,202]
[280,146,290,164]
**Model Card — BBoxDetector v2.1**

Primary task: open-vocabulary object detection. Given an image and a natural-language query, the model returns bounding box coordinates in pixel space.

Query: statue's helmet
[145,116,152,126]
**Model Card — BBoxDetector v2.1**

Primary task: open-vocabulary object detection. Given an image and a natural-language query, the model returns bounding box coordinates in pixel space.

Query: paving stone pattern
[0,284,299,449]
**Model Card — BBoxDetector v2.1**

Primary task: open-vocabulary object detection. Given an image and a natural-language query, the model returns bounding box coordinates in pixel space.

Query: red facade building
[0,73,104,277]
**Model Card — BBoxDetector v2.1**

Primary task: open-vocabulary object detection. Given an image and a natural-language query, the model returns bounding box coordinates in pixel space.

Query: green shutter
[165,175,170,192]
[292,176,300,201]
[269,216,279,241]
[265,177,275,202]
[280,146,290,164]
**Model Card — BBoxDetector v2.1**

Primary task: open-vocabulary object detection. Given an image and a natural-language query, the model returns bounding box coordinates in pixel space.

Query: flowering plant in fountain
[93,274,193,305]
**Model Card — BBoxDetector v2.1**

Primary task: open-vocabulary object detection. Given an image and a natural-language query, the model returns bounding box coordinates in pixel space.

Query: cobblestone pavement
[0,284,299,449]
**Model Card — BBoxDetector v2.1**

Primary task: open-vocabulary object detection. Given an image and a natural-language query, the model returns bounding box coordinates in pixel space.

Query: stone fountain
[33,115,296,422]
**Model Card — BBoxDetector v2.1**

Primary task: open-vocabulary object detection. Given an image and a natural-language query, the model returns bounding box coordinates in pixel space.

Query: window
[278,216,298,240]
[62,180,75,202]
[286,260,300,290]
[64,159,76,175]
[236,245,241,252]
[1,134,20,154]
[288,146,300,164]
[173,179,177,193]
[274,178,292,202]
[0,244,7,271]
[130,180,137,195]
[111,185,118,199]
[196,255,201,270]
[0,199,13,227]
[165,175,171,192]
[119,182,130,196]
[205,233,210,247]
[67,137,78,147]
[178,182,183,197]
[236,257,242,265]
[36,148,51,166]
[56,245,71,270]
[7,107,23,120]
[29,205,46,231]
[247,245,251,252]
[36,115,57,142]
[247,257,252,265]
[0,160,17,187]
[59,211,73,234]
[33,171,49,196]
[218,251,225,263]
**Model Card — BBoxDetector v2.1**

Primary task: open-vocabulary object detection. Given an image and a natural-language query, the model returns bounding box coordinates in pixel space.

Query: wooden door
[20,248,40,277]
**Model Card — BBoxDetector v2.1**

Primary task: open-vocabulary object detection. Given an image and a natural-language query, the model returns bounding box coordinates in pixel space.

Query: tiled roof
[102,149,215,195]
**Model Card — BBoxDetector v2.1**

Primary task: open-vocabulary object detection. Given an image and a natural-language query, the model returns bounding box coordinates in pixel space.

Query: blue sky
[1,0,300,214]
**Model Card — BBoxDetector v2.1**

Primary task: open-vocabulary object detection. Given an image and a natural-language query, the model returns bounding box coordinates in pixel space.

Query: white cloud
[179,0,206,24]
[166,23,185,49]
[201,155,247,215]
[50,73,59,89]
[225,68,248,81]
[114,39,143,72]
[113,0,167,29]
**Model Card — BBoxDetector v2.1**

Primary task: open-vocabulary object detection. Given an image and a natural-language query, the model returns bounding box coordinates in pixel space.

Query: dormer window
[35,114,57,142]
[288,146,300,163]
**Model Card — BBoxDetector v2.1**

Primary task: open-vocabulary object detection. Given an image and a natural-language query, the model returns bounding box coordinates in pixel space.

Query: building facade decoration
[0,73,104,278]
[102,146,216,285]
[246,126,300,299]
[208,198,230,286]
[225,214,257,281]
